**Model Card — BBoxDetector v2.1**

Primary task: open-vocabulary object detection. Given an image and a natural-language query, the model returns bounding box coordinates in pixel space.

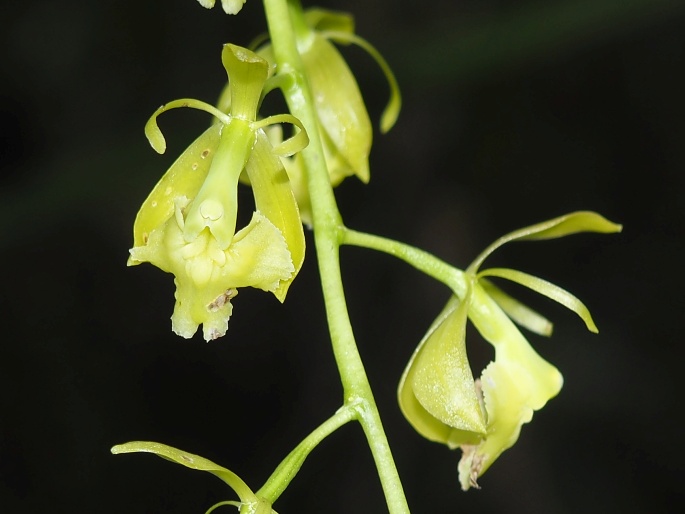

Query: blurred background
[2,0,684,512]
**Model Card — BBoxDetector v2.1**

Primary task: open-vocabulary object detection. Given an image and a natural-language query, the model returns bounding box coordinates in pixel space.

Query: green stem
[262,1,409,512]
[257,406,356,503]
[343,229,468,298]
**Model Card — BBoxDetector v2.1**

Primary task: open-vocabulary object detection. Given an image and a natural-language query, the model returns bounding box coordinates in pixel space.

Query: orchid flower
[399,212,622,489]
[129,44,307,341]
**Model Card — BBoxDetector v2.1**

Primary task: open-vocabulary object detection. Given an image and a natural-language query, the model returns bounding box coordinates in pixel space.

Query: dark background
[2,0,684,512]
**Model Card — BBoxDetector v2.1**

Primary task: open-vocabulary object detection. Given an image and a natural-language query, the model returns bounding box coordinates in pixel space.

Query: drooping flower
[129,44,307,341]
[196,0,247,15]
[399,212,622,490]
[234,8,401,226]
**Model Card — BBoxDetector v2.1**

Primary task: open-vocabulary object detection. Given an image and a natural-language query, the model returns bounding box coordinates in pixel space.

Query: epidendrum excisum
[111,1,622,512]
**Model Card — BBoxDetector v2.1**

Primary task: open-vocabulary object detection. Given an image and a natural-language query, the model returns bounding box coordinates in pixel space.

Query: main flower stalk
[262,0,409,512]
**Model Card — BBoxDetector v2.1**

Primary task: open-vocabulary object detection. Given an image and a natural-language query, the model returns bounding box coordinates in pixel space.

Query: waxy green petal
[131,123,222,251]
[245,130,305,301]
[479,267,598,333]
[251,113,309,156]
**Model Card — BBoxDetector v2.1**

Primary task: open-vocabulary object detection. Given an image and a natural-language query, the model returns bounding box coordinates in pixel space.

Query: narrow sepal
[323,30,401,133]
[468,211,622,273]
[111,441,255,502]
[478,268,598,333]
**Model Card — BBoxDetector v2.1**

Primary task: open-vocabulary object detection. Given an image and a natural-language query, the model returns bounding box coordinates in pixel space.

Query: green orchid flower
[129,44,307,341]
[111,441,276,514]
[398,212,622,490]
[236,8,401,226]
[196,0,247,15]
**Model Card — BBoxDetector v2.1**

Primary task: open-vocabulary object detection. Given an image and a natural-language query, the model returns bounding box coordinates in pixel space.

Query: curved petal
[322,30,401,133]
[478,268,598,333]
[480,278,553,336]
[145,99,230,154]
[251,113,309,156]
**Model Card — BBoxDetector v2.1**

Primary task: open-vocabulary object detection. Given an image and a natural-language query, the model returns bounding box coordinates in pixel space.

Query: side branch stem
[343,229,468,297]
[257,406,356,503]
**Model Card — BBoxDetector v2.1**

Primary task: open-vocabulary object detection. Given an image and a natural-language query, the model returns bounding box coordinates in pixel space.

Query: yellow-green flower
[242,8,401,226]
[196,0,246,15]
[399,212,622,490]
[129,44,307,341]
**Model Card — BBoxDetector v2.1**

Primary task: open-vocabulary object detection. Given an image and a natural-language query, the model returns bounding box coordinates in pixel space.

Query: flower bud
[196,0,247,15]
